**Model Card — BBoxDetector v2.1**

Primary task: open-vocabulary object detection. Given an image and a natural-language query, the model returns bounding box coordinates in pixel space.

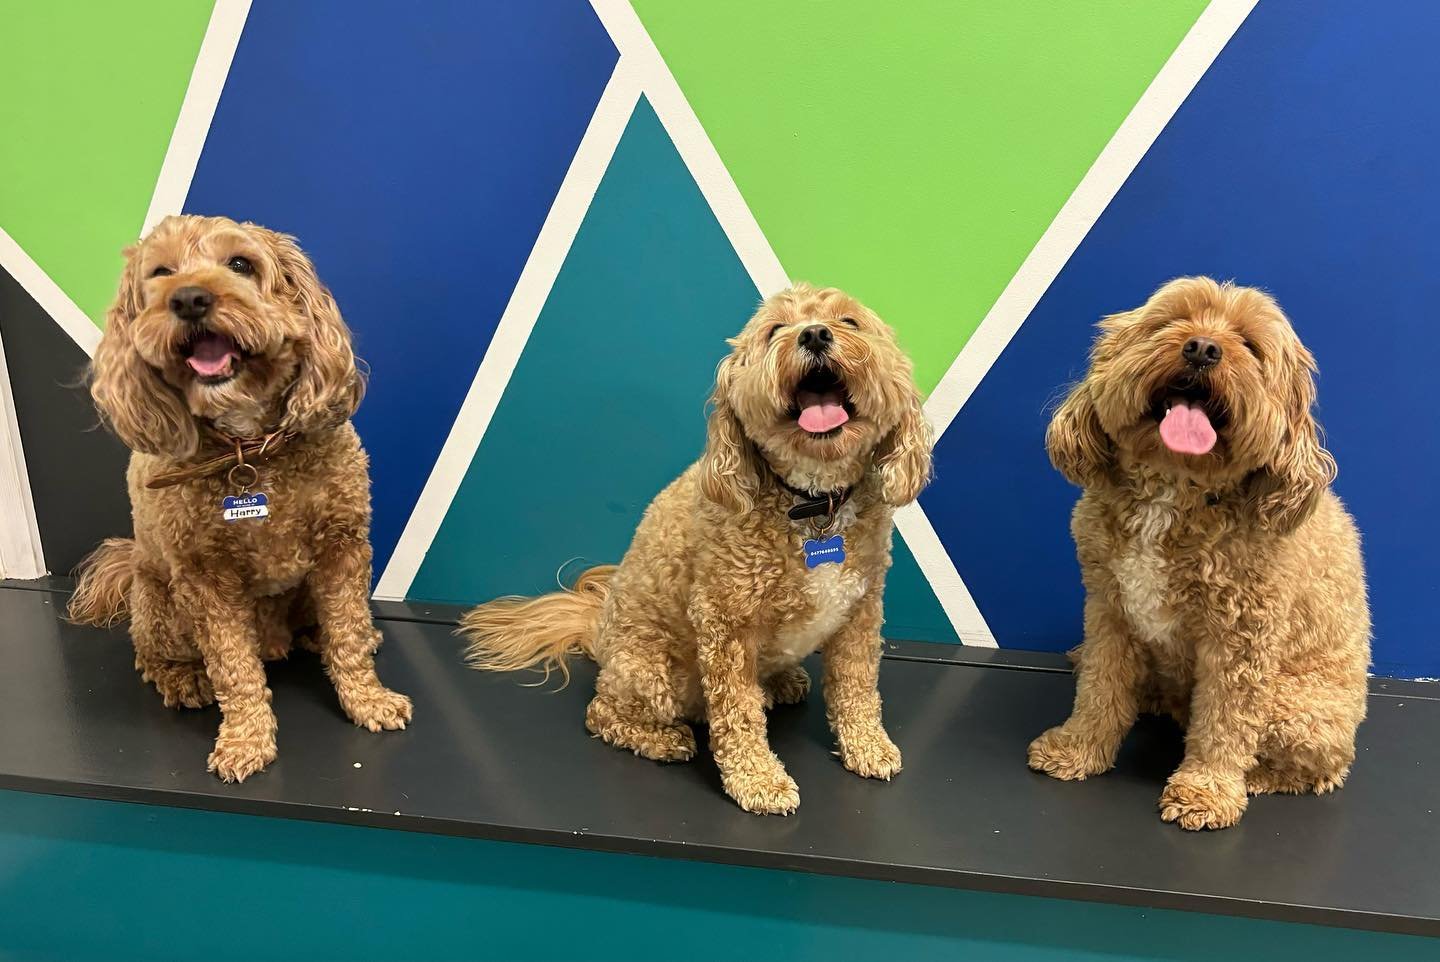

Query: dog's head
[699,284,932,511]
[1048,276,1335,531]
[91,214,362,458]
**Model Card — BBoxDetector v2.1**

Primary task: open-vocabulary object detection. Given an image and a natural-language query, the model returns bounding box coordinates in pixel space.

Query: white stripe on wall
[589,0,789,297]
[0,325,47,578]
[375,61,645,599]
[142,0,253,235]
[901,0,1257,645]
[0,227,100,357]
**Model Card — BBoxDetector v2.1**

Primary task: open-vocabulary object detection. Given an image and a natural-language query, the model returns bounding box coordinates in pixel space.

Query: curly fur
[69,215,410,783]
[461,284,932,814]
[1028,277,1370,830]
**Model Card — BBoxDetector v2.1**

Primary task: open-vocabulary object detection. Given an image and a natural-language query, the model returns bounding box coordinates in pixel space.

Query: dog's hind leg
[1249,673,1363,796]
[763,665,810,708]
[131,566,213,709]
[585,688,697,763]
[586,624,697,763]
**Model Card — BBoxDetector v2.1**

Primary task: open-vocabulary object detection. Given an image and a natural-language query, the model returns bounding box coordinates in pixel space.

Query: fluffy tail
[68,537,136,627]
[458,565,615,685]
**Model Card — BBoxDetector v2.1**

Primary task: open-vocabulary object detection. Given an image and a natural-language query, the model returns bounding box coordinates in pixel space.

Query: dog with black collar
[461,284,932,814]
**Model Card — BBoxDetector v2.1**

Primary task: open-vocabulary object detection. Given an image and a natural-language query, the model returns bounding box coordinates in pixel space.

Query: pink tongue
[186,333,239,377]
[1159,401,1217,455]
[796,389,850,434]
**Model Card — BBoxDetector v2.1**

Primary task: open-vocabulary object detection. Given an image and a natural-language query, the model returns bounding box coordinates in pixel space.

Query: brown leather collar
[775,476,853,522]
[145,429,297,490]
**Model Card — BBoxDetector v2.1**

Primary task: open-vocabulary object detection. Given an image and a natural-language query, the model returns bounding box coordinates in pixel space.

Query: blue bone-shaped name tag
[803,534,845,569]
[222,492,270,522]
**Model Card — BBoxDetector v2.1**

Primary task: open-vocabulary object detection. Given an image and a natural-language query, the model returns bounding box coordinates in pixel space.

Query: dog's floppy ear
[265,231,364,434]
[1046,380,1111,488]
[875,372,933,507]
[1247,341,1335,533]
[699,349,762,512]
[90,246,199,458]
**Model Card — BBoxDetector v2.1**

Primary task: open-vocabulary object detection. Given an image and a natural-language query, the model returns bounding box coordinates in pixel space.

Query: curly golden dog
[1029,276,1369,830]
[68,214,412,783]
[461,284,932,814]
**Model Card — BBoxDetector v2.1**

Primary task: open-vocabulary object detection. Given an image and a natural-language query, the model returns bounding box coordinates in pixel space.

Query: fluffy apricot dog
[1029,277,1369,830]
[69,214,411,783]
[461,285,932,814]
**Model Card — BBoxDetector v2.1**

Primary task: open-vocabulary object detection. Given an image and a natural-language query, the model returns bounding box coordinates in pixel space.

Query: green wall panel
[0,1,214,325]
[632,0,1209,394]
[2,791,1433,960]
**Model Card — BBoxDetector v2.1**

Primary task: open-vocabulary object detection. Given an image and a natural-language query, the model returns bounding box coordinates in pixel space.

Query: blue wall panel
[185,0,618,576]
[926,0,1440,677]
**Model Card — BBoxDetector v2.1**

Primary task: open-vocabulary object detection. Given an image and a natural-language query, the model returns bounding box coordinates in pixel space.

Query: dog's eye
[149,266,174,279]
[765,324,785,343]
[227,256,255,276]
[1242,338,1260,358]
[840,316,859,328]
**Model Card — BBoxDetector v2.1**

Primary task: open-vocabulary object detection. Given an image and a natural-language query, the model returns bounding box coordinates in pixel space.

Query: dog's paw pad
[343,687,413,732]
[1159,774,1246,830]
[725,766,801,816]
[1027,726,1114,781]
[839,732,903,780]
[207,739,277,783]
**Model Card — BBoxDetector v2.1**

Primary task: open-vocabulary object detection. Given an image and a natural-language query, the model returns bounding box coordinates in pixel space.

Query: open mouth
[181,330,245,384]
[1148,377,1227,456]
[789,367,855,438]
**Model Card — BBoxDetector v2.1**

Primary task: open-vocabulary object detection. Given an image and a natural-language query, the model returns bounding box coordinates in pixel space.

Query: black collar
[777,477,853,522]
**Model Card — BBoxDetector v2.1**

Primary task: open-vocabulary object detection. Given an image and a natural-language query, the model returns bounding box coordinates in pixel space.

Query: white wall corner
[0,326,48,579]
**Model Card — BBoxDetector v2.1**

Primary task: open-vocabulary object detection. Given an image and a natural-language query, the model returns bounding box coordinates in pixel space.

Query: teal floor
[0,790,1432,961]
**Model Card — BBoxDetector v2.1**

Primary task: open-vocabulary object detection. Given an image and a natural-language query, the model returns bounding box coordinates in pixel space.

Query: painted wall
[0,1,1435,677]
[3,791,1435,961]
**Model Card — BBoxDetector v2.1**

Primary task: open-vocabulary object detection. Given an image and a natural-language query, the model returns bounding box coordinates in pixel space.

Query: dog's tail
[459,565,616,685]
[68,537,136,627]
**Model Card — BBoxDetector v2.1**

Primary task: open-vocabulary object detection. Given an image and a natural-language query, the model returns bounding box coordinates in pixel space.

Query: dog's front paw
[723,759,801,815]
[762,666,811,708]
[838,728,903,780]
[340,685,413,732]
[207,730,277,783]
[1159,770,1247,830]
[1027,725,1116,780]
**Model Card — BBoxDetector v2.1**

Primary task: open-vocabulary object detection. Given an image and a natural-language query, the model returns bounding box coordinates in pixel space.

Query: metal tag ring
[227,463,259,492]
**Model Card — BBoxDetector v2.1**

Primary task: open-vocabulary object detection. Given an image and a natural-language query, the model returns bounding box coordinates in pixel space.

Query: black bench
[1,581,1436,937]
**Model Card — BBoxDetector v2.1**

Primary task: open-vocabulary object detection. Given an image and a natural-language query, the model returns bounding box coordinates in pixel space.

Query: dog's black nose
[1182,336,1222,369]
[798,324,834,354]
[169,286,214,322]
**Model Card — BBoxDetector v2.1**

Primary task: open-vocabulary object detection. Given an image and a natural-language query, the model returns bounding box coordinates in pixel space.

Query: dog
[68,214,412,783]
[460,284,932,814]
[1028,276,1369,830]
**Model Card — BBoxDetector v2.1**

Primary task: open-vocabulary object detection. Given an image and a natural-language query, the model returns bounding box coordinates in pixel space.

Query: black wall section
[0,266,131,573]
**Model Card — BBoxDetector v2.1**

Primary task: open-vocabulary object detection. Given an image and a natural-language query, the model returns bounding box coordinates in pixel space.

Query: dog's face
[699,284,932,510]
[91,215,362,457]
[1048,277,1336,530]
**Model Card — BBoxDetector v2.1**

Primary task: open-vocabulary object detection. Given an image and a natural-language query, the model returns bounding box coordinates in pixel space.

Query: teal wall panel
[884,535,960,644]
[410,96,760,603]
[1,791,1434,961]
